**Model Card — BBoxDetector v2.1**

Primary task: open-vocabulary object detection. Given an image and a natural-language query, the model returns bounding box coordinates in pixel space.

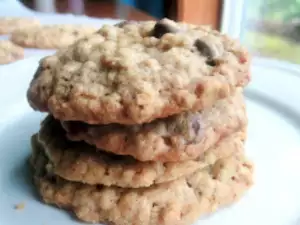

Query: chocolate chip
[153,203,158,207]
[162,136,172,146]
[206,59,217,67]
[186,181,193,188]
[185,114,202,144]
[194,39,220,66]
[191,116,201,135]
[194,39,214,59]
[152,19,179,38]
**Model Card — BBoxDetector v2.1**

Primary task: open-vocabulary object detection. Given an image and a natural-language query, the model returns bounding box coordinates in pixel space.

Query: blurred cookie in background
[0,17,40,34]
[10,24,97,49]
[0,40,24,64]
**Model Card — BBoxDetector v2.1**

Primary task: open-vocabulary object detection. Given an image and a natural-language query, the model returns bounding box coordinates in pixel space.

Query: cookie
[0,17,40,34]
[0,40,24,64]
[26,18,250,125]
[61,90,246,162]
[11,24,97,49]
[34,116,245,187]
[31,144,253,225]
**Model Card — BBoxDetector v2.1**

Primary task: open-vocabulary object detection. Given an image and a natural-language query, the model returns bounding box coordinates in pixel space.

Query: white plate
[0,57,300,225]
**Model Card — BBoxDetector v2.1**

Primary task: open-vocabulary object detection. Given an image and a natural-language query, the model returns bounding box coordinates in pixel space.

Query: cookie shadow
[13,156,88,224]
[11,155,40,199]
[0,112,46,200]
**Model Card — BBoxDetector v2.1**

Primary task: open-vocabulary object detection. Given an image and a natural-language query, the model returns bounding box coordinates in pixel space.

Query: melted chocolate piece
[152,20,179,38]
[194,39,219,66]
[206,59,217,67]
[185,114,202,144]
[194,39,214,59]
[191,118,201,135]
[190,114,201,137]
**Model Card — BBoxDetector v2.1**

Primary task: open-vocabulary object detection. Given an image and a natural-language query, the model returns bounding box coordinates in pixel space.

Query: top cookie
[27,19,250,125]
[11,24,97,49]
[0,17,40,34]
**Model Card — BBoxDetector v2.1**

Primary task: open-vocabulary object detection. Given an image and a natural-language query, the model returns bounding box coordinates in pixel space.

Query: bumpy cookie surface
[34,115,245,187]
[0,40,24,64]
[0,17,40,34]
[62,90,246,162]
[27,19,250,124]
[11,24,97,49]
[31,145,253,225]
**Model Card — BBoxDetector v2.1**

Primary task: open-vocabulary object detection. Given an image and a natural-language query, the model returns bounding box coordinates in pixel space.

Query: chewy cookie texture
[27,18,250,125]
[26,18,253,225]
[34,116,246,188]
[31,138,253,225]
[61,90,247,162]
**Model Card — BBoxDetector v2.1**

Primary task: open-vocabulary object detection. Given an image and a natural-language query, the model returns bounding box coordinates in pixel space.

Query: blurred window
[242,0,300,65]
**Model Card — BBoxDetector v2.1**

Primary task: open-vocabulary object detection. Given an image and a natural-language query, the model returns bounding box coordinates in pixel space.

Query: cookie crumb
[14,202,25,210]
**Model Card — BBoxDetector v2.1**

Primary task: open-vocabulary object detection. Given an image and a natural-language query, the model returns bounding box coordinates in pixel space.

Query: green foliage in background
[245,31,300,64]
[245,0,300,64]
[247,0,300,21]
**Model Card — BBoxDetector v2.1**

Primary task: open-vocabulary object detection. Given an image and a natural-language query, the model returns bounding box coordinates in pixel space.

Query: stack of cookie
[27,19,253,225]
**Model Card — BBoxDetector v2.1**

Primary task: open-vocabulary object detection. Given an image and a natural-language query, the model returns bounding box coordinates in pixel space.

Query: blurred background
[243,0,300,65]
[19,0,300,65]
